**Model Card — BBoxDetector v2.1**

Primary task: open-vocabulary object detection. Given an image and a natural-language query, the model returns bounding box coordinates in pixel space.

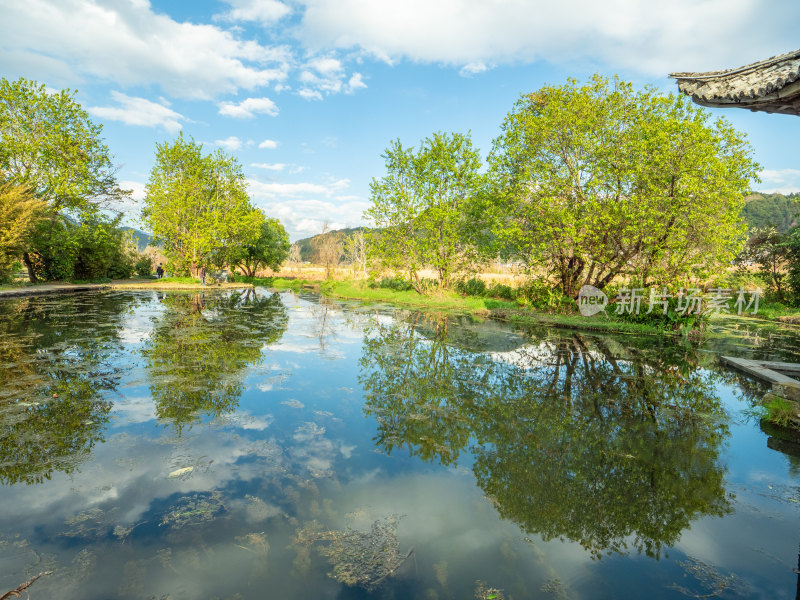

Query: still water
[0,288,798,599]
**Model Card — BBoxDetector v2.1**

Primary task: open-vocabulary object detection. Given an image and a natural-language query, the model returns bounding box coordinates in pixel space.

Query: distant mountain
[293,227,369,262]
[742,191,800,232]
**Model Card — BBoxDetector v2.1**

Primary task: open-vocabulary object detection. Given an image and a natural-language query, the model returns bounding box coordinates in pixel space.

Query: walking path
[0,283,110,298]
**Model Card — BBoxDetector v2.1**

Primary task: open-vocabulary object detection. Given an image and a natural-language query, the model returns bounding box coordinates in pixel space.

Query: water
[0,288,798,599]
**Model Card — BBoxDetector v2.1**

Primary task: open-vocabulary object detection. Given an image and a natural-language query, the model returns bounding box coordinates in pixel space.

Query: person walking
[156,264,164,279]
[199,265,206,286]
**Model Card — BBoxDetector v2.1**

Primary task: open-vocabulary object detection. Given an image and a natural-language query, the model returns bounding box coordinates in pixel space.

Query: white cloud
[217,0,291,25]
[88,91,184,133]
[295,0,796,76]
[251,162,288,171]
[0,0,291,99]
[296,55,366,98]
[216,136,244,151]
[346,72,367,93]
[249,178,350,198]
[248,176,366,239]
[218,96,279,118]
[259,139,279,149]
[459,62,489,77]
[298,88,323,101]
[758,168,800,194]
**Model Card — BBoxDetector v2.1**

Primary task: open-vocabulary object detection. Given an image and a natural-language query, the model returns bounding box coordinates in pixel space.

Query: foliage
[142,133,263,276]
[785,226,800,305]
[737,226,787,301]
[72,212,136,280]
[365,132,486,292]
[456,277,487,297]
[517,279,572,312]
[741,192,800,233]
[746,394,799,428]
[25,216,78,281]
[0,183,46,282]
[25,212,137,281]
[486,282,515,300]
[135,254,153,277]
[371,276,415,292]
[0,77,129,215]
[230,215,290,277]
[488,75,759,297]
[611,293,710,340]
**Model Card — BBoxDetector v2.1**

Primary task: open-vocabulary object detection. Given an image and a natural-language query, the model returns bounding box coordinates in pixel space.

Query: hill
[294,227,368,262]
[742,191,800,232]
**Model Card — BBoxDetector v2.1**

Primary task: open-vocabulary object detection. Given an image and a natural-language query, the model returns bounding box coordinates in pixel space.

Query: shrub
[487,283,515,300]
[135,255,153,277]
[456,277,487,297]
[519,279,572,312]
[611,293,710,339]
[377,277,415,292]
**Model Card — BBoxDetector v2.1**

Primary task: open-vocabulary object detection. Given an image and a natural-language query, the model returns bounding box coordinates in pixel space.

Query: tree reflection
[0,293,135,485]
[143,289,288,432]
[360,315,733,558]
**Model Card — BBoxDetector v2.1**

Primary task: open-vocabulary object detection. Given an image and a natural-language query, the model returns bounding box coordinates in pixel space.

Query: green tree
[365,132,485,292]
[142,133,263,276]
[785,226,800,305]
[0,78,131,281]
[230,214,290,277]
[738,226,788,301]
[0,183,45,282]
[489,75,760,296]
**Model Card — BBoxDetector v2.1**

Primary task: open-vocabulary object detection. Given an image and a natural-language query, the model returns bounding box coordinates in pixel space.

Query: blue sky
[2,0,799,240]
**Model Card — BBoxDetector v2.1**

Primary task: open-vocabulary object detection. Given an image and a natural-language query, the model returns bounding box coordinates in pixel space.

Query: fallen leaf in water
[168,466,194,478]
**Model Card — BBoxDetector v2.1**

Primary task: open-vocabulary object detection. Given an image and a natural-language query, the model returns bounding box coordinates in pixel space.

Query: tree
[0,183,45,282]
[738,226,788,300]
[142,133,263,276]
[313,220,342,279]
[0,77,131,281]
[230,214,290,277]
[343,229,368,278]
[365,132,485,292]
[489,75,760,297]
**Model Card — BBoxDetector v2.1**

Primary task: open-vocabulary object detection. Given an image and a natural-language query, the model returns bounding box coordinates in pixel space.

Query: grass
[747,300,800,323]
[746,393,800,428]
[303,279,672,335]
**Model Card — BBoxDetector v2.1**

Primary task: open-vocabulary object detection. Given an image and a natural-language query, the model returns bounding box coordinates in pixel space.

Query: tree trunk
[22,252,37,283]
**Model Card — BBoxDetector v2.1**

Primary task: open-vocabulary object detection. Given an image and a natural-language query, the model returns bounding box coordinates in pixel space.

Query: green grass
[749,301,800,322]
[745,393,800,428]
[314,280,670,335]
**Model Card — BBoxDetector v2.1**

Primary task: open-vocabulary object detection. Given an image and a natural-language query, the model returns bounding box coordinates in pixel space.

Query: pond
[0,288,798,599]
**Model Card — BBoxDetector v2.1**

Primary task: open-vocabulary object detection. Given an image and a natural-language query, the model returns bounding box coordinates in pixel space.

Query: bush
[456,277,487,297]
[135,255,153,277]
[518,279,572,312]
[376,276,415,292]
[487,283,515,300]
[612,293,710,339]
[26,217,77,281]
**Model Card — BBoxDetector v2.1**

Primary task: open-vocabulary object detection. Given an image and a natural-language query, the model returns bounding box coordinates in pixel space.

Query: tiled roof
[670,49,800,116]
